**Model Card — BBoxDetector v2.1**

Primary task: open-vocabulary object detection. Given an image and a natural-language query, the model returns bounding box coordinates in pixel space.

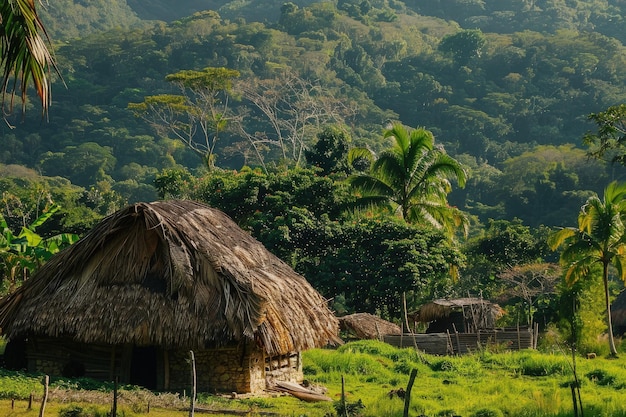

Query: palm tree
[348,122,468,238]
[549,181,626,357]
[0,0,57,116]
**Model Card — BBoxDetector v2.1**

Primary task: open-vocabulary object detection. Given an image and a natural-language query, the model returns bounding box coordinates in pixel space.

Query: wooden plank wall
[384,328,534,356]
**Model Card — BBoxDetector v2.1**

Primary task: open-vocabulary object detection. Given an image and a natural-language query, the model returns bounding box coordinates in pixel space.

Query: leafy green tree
[549,181,626,357]
[250,208,463,319]
[153,166,351,225]
[304,125,351,176]
[38,142,117,188]
[348,122,468,238]
[129,67,240,169]
[0,167,105,235]
[461,219,551,299]
[0,0,58,116]
[438,29,486,66]
[0,203,78,293]
[583,104,626,166]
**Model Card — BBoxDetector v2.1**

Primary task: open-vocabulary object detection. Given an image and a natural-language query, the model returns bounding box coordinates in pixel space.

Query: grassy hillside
[4,340,626,417]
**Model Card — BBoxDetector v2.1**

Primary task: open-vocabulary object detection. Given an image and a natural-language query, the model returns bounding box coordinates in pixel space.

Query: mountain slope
[40,0,141,40]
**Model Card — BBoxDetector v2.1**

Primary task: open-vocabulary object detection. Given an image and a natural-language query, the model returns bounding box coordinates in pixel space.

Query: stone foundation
[17,337,303,394]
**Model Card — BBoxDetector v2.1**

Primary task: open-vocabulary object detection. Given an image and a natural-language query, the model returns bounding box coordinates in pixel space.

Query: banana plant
[0,204,79,291]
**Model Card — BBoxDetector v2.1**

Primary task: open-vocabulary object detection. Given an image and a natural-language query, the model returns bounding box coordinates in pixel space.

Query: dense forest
[3,0,626,349]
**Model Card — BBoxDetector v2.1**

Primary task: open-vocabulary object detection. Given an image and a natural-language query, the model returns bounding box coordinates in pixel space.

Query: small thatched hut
[0,200,340,393]
[338,313,402,340]
[409,298,504,333]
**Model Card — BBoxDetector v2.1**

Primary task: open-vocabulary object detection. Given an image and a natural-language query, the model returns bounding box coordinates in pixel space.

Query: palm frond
[0,0,59,116]
[407,199,468,238]
[383,122,413,153]
[348,174,395,198]
[604,181,626,205]
[563,252,601,286]
[371,150,405,186]
[347,147,375,166]
[547,227,578,251]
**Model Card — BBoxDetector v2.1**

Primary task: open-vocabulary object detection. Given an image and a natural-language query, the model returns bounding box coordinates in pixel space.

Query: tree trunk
[604,262,618,357]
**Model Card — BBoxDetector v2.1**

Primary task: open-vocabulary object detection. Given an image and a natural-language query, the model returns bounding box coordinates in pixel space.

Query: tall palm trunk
[603,261,618,356]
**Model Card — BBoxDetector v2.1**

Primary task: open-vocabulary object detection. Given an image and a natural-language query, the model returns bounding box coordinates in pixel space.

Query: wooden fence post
[189,350,196,417]
[112,376,118,417]
[341,375,348,417]
[403,369,418,417]
[38,375,49,417]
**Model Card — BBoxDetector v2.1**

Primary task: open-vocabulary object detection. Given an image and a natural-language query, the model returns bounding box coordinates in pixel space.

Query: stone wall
[168,343,264,393]
[168,345,303,394]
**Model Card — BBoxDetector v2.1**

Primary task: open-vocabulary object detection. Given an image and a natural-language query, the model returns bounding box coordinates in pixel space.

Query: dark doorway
[130,346,158,390]
[3,338,27,371]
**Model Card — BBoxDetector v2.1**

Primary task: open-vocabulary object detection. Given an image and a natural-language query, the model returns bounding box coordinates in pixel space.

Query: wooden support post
[189,350,196,417]
[534,323,539,349]
[38,375,49,417]
[341,375,347,417]
[28,393,33,409]
[403,369,418,417]
[453,324,461,354]
[446,330,454,355]
[112,376,118,417]
[403,292,420,355]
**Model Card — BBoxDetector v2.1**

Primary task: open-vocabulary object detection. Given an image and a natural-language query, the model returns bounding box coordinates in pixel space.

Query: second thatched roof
[339,313,402,340]
[0,200,341,356]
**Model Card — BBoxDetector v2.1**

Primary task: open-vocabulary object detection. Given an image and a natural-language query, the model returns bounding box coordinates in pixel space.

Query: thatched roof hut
[339,313,401,340]
[0,200,340,393]
[409,298,504,333]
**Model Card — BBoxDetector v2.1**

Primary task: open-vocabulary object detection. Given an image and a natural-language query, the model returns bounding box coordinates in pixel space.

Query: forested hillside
[7,0,625,230]
[4,0,626,338]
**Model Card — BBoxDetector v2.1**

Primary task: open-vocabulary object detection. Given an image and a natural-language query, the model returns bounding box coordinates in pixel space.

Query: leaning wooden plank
[273,381,332,402]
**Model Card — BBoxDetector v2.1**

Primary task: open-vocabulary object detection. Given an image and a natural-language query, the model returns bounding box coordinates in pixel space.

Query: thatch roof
[339,313,401,340]
[0,200,341,356]
[409,298,504,324]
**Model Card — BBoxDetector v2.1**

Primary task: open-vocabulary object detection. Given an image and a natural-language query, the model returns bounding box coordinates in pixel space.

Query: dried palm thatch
[0,200,341,356]
[409,298,504,331]
[339,313,401,340]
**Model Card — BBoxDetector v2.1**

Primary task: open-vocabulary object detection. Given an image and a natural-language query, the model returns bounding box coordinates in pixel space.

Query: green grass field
[3,340,626,416]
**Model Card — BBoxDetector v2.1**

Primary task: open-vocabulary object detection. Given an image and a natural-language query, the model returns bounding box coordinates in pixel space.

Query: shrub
[58,404,113,417]
[586,369,617,386]
[470,407,503,417]
[430,359,456,372]
[518,354,569,376]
